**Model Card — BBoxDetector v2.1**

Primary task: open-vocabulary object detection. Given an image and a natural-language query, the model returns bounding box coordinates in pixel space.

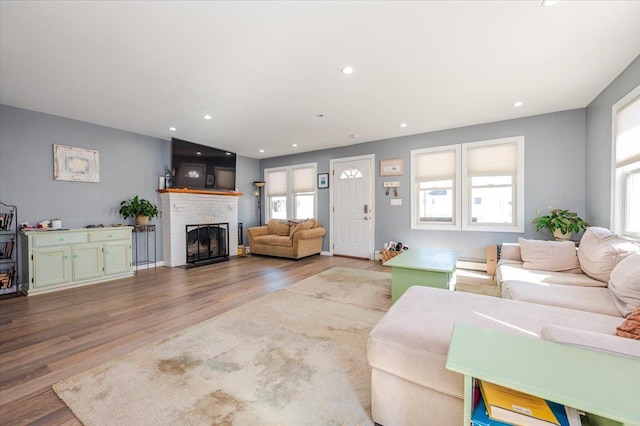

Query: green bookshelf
[446,323,639,425]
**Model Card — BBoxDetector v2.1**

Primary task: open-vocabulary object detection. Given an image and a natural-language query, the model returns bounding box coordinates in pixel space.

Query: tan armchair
[247,218,326,259]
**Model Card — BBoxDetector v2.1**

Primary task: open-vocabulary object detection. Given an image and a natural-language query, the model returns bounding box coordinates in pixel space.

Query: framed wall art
[317,173,329,189]
[380,158,404,176]
[53,144,100,182]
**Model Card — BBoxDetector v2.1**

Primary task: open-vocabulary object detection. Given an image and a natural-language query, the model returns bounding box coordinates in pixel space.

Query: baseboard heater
[456,258,487,272]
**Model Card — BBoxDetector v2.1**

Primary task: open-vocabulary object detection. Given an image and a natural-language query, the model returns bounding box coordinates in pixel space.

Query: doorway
[330,155,375,259]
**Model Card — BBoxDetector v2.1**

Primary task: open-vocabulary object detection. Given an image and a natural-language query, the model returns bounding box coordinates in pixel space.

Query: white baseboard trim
[134,261,165,270]
[320,251,332,256]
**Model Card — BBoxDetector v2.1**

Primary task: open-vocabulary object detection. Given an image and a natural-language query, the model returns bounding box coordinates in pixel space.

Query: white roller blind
[266,169,287,196]
[616,95,640,167]
[415,149,456,181]
[291,166,315,193]
[467,142,518,176]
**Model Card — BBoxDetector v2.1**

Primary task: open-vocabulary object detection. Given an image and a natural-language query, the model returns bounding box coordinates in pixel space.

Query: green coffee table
[384,248,458,303]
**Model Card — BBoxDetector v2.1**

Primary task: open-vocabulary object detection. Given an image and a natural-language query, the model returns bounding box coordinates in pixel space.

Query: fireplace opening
[185,223,229,266]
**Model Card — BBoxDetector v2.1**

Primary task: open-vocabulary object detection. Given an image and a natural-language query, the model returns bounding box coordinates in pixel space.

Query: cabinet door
[104,240,131,276]
[33,247,72,288]
[73,243,104,281]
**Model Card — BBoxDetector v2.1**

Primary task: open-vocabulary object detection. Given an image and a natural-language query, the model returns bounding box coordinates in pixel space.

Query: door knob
[364,216,369,220]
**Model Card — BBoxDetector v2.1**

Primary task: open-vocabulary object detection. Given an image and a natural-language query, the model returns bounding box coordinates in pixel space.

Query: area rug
[53,267,392,425]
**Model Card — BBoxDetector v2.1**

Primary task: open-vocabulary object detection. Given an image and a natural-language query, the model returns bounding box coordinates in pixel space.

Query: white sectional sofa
[367,228,640,426]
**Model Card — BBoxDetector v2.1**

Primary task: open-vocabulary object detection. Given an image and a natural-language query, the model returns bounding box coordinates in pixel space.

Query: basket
[381,249,402,264]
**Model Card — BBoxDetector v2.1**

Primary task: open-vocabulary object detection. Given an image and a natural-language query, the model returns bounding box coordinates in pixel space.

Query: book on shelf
[479,380,560,426]
[472,392,512,426]
[478,380,582,426]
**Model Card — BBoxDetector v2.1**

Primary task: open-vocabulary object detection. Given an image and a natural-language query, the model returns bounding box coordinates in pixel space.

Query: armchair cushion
[518,238,581,273]
[608,253,640,317]
[578,227,639,282]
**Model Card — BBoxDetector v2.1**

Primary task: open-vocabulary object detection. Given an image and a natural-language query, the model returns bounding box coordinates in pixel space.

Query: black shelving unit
[0,202,20,299]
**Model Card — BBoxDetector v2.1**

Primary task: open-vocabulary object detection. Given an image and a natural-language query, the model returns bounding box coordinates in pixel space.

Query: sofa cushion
[496,262,605,287]
[578,227,639,282]
[518,238,581,273]
[608,253,640,317]
[289,220,314,237]
[502,280,622,317]
[367,286,623,400]
[616,306,640,340]
[252,235,293,247]
[541,325,640,359]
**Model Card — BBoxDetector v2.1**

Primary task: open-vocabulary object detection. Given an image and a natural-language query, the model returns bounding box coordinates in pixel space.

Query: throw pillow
[518,238,581,273]
[608,253,640,317]
[578,227,639,283]
[290,220,314,237]
[275,221,291,236]
[267,219,280,235]
[616,305,640,340]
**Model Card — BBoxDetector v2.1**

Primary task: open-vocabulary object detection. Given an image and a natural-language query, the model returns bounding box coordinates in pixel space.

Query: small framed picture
[317,173,329,189]
[380,158,404,176]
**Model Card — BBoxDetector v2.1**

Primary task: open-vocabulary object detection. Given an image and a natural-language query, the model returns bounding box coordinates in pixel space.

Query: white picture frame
[53,144,100,183]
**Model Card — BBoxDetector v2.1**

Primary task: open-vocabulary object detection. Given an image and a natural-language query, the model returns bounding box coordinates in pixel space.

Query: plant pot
[135,215,149,226]
[553,229,572,240]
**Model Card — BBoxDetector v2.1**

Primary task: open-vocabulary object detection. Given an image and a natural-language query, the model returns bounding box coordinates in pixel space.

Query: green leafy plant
[532,208,589,235]
[119,196,160,221]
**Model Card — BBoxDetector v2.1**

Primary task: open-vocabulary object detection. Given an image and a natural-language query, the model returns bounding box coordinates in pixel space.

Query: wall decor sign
[380,158,404,176]
[318,173,329,189]
[53,144,100,182]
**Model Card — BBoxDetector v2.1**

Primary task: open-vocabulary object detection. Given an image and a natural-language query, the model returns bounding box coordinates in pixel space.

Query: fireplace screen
[185,223,229,265]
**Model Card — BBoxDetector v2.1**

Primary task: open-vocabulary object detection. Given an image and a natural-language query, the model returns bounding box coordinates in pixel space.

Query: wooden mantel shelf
[158,188,243,197]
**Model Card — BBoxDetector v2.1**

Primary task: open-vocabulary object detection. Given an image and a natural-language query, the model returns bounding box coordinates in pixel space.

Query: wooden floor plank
[0,255,386,424]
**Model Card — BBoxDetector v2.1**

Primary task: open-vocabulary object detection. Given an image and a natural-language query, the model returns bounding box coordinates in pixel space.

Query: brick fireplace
[159,189,240,267]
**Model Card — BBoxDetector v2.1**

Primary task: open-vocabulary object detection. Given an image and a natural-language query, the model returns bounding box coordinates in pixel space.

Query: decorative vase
[553,229,572,240]
[135,215,149,226]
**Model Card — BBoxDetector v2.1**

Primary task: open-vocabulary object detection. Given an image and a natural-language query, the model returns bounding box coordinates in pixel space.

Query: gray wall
[585,55,640,227]
[261,109,587,259]
[0,105,260,261]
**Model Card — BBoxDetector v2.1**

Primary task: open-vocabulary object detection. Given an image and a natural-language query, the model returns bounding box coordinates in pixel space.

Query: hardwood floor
[0,255,386,425]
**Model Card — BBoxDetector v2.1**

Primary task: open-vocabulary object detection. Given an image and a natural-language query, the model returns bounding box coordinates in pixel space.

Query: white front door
[331,155,374,259]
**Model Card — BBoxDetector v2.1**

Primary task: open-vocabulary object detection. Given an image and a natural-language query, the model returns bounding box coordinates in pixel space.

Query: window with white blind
[612,86,640,238]
[412,145,461,230]
[411,136,524,232]
[265,163,317,221]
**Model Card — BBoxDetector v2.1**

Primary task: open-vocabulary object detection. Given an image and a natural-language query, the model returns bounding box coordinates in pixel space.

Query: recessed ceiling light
[292,144,298,147]
[169,127,177,131]
[541,0,560,7]
[203,114,212,120]
[196,151,202,156]
[342,66,354,75]
[226,152,231,155]
[514,101,524,107]
[259,149,264,153]
[400,123,407,128]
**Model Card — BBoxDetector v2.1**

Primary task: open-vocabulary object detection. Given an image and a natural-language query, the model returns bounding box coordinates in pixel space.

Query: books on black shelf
[474,380,581,426]
[0,211,14,231]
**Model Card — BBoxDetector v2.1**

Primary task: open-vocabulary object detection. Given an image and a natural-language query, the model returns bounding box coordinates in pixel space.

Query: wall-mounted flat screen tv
[171,138,236,191]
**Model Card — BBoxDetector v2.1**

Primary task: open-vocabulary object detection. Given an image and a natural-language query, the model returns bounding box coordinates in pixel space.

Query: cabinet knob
[74,255,79,258]
[64,255,68,259]
[105,251,110,255]
[59,238,64,242]
[109,234,113,238]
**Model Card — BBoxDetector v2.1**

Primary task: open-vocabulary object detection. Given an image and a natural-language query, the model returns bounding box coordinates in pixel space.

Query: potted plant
[532,208,589,240]
[119,196,160,225]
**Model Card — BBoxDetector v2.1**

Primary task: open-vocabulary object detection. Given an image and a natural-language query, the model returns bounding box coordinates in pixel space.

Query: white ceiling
[1,1,639,159]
